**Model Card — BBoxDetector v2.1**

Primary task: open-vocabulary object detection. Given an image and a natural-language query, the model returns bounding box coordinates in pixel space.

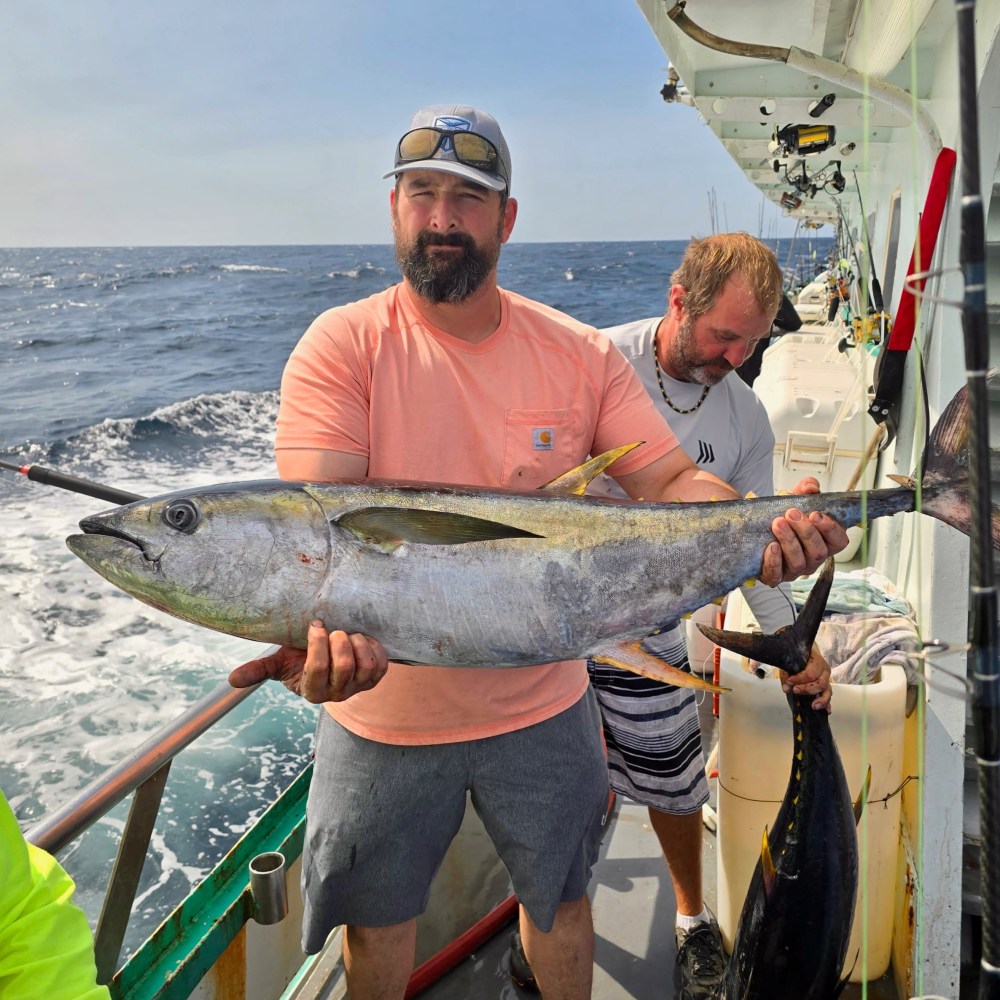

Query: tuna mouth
[77,516,166,562]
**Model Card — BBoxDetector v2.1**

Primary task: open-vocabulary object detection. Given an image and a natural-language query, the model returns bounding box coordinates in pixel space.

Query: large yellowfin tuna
[67,382,998,691]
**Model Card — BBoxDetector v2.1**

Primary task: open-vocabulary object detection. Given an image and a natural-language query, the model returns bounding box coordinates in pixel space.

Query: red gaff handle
[404,893,519,998]
[888,146,957,352]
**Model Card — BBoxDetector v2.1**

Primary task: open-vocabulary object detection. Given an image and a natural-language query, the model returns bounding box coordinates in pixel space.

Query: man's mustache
[418,231,476,250]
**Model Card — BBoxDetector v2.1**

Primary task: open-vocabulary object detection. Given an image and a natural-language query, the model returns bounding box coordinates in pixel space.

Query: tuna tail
[891,378,1000,549]
[697,557,835,673]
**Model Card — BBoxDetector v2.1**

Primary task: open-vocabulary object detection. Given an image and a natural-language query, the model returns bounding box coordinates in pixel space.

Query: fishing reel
[780,191,802,212]
[852,311,892,346]
[774,159,846,201]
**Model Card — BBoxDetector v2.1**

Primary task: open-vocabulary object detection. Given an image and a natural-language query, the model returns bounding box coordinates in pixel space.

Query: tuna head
[66,481,332,645]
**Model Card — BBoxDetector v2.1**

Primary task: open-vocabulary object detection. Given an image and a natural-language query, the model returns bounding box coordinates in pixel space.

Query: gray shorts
[587,623,709,815]
[300,689,609,951]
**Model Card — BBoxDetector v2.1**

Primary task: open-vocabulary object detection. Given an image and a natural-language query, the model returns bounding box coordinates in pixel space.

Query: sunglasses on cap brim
[396,127,507,184]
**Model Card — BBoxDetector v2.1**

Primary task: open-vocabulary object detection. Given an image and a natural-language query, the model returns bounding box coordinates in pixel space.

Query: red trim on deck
[405,894,519,998]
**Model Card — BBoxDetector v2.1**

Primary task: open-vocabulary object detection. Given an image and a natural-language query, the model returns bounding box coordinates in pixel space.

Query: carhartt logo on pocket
[533,428,554,450]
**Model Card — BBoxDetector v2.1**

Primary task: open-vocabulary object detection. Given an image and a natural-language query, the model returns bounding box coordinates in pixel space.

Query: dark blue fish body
[717,693,859,999]
[702,560,866,1000]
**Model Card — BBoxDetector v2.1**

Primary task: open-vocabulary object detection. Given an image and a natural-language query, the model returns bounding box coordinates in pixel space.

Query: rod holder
[249,852,288,925]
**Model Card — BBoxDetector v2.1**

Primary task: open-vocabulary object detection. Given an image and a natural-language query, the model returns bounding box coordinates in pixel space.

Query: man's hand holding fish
[231,624,388,703]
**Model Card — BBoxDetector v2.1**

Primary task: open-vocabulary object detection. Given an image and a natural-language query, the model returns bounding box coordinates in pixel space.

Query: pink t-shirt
[276,282,678,744]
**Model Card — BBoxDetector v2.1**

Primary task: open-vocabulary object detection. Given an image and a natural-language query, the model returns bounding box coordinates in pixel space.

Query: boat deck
[288,696,900,999]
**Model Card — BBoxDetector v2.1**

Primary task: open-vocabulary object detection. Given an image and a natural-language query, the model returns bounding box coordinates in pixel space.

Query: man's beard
[665,313,735,386]
[395,227,502,304]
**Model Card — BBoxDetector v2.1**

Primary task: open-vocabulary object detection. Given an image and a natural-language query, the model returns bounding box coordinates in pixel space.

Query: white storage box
[794,274,830,306]
[756,339,877,561]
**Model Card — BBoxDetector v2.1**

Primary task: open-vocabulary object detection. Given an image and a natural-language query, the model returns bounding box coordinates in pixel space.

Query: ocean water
[0,239,829,956]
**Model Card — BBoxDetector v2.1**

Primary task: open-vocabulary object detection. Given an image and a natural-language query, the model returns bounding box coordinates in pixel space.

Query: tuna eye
[162,499,200,534]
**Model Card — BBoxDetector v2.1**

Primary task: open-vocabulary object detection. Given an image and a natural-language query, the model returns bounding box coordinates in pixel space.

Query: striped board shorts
[587,622,709,814]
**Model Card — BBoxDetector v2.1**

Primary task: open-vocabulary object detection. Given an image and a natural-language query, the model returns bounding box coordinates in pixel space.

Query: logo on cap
[434,116,471,154]
[434,116,472,131]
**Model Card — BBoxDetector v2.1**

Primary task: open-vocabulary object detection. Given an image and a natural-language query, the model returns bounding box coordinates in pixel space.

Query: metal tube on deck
[249,852,289,925]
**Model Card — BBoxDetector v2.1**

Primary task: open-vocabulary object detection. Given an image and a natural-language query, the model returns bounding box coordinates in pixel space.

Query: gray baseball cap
[383,104,511,193]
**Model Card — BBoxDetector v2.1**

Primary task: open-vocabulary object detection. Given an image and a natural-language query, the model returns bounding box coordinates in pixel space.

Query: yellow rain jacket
[1,789,110,999]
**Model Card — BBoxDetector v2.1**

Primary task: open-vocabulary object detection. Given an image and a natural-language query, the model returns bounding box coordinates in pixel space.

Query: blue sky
[1,0,802,246]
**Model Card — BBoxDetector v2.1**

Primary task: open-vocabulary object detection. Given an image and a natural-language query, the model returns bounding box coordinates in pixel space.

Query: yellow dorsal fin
[539,442,643,494]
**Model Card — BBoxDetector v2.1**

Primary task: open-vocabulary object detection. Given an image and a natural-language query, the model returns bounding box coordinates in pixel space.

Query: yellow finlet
[853,765,873,824]
[761,827,776,895]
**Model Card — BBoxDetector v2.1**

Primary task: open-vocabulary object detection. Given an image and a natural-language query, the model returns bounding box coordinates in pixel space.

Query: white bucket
[684,602,723,675]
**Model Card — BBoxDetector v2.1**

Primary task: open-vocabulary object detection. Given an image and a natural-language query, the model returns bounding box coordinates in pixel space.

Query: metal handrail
[27,676,264,853]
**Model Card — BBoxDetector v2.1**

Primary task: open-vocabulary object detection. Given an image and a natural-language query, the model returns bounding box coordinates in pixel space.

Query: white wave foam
[219,264,289,273]
[59,390,280,479]
[327,262,387,279]
[132,828,209,910]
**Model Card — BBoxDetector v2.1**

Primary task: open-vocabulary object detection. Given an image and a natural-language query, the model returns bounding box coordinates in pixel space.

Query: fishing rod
[852,168,886,318]
[0,459,142,505]
[834,199,866,323]
[951,2,1000,998]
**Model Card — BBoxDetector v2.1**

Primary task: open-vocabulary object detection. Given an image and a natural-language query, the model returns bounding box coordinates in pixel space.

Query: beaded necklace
[652,332,710,414]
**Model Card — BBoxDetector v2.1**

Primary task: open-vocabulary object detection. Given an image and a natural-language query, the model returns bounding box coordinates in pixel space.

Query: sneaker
[674,917,726,1000]
[508,930,539,993]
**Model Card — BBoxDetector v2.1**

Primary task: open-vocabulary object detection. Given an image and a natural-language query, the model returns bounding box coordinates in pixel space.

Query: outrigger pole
[0,459,141,505]
[952,2,1000,997]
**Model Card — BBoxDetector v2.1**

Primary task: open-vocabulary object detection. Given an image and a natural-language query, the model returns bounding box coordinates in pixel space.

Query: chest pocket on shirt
[500,409,581,489]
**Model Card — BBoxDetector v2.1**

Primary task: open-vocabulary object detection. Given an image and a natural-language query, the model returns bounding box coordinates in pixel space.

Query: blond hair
[670,233,783,321]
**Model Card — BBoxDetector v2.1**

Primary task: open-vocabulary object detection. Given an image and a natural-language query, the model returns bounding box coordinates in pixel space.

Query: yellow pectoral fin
[590,640,728,694]
[336,507,542,549]
[539,442,643,494]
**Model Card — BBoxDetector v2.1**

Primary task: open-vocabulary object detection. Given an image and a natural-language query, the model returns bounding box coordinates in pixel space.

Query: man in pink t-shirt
[229,104,847,1000]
